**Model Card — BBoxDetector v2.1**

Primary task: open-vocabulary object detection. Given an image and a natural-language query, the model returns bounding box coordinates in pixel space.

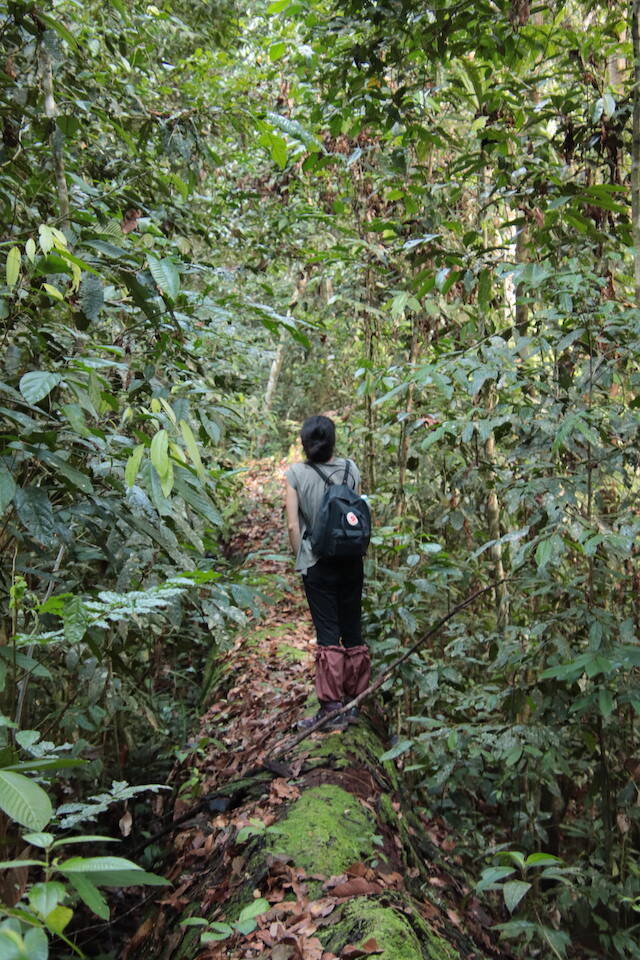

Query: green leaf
[173,473,222,527]
[147,255,180,299]
[150,430,169,480]
[57,855,143,873]
[238,898,270,922]
[38,225,54,254]
[42,283,64,301]
[5,247,20,288]
[13,488,56,545]
[125,444,145,488]
[19,372,62,406]
[28,881,66,918]
[379,739,413,762]
[66,873,109,920]
[57,856,169,887]
[25,239,36,264]
[50,835,119,848]
[79,275,104,323]
[0,771,52,830]
[201,924,233,942]
[179,918,209,927]
[501,851,526,869]
[22,833,55,849]
[503,880,531,913]
[3,759,81,772]
[63,596,89,645]
[535,538,554,570]
[0,859,46,870]
[0,466,16,514]
[159,459,174,497]
[35,450,93,495]
[0,928,24,960]
[179,421,205,479]
[270,136,288,169]
[23,928,48,960]
[598,687,615,718]
[524,853,561,867]
[269,40,287,61]
[476,866,516,891]
[44,905,73,936]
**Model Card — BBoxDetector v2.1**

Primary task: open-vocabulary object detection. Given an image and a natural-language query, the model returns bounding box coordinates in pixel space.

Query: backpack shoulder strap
[342,459,351,485]
[306,462,332,485]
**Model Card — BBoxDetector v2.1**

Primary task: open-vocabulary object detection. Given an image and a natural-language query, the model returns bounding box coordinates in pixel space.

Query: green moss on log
[296,705,399,788]
[324,898,461,960]
[266,784,376,877]
[323,899,422,960]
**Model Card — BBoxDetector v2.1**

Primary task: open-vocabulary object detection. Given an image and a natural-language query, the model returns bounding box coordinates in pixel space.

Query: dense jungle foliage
[1,0,640,956]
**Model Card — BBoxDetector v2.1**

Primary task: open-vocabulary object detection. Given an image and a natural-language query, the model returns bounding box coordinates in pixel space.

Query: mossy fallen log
[128,703,495,960]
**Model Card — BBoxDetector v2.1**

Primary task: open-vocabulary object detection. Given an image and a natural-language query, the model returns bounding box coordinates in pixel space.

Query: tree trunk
[396,317,420,518]
[362,269,377,493]
[256,328,287,452]
[514,222,529,337]
[39,43,69,229]
[632,0,640,305]
[484,390,509,631]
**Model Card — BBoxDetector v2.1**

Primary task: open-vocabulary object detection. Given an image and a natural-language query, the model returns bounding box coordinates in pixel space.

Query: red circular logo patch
[346,511,359,526]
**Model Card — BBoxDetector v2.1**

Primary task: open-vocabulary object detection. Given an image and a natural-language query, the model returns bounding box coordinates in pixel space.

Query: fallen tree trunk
[127,701,497,960]
[124,461,500,960]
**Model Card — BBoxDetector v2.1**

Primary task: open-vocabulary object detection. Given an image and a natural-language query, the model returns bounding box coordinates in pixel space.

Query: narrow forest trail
[125,459,503,960]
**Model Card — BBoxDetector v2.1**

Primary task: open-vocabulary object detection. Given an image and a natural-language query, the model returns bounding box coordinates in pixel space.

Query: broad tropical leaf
[0,771,52,831]
[19,372,62,405]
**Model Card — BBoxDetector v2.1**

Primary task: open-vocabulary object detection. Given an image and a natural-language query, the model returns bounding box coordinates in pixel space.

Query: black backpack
[305,460,371,558]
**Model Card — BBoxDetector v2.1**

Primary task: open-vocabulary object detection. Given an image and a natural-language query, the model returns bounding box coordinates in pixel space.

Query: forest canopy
[1,0,640,957]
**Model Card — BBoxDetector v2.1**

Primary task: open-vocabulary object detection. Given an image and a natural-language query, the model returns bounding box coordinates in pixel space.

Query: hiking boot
[344,706,360,724]
[298,701,348,732]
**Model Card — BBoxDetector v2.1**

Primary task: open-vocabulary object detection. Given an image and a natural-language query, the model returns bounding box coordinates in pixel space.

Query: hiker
[285,414,370,730]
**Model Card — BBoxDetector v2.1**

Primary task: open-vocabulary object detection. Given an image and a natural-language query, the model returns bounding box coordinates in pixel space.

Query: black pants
[302,557,364,647]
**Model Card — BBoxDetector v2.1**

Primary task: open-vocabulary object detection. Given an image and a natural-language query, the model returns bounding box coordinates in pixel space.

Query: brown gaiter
[343,645,370,700]
[315,646,345,703]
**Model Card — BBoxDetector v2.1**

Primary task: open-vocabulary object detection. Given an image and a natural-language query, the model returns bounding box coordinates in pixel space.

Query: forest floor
[123,458,502,960]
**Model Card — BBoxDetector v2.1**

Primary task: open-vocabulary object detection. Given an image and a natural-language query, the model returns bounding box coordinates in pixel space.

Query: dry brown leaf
[324,874,348,890]
[380,870,403,888]
[309,898,337,918]
[157,880,193,909]
[119,809,133,837]
[428,875,447,888]
[345,862,369,878]
[341,938,383,958]
[331,877,382,898]
[270,778,302,803]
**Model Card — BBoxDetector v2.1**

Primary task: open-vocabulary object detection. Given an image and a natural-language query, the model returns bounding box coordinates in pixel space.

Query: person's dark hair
[301,415,335,463]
